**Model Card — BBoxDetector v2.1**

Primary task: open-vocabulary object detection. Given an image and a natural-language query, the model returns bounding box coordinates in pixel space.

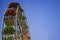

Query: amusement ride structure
[2,2,31,40]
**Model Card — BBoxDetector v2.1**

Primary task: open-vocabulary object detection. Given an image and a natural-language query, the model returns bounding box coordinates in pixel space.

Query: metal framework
[2,2,31,40]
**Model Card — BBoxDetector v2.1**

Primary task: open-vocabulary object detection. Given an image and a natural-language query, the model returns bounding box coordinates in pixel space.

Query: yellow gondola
[4,18,14,26]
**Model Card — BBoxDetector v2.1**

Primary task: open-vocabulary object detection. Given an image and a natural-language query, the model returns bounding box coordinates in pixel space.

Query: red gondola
[5,9,16,16]
[8,2,19,8]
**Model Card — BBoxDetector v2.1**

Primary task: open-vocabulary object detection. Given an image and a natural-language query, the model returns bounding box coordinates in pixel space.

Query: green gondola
[19,16,26,20]
[2,37,6,40]
[22,26,28,29]
[6,37,12,40]
[4,26,15,35]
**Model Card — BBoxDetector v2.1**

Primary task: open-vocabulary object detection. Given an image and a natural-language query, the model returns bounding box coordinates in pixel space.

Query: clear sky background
[0,0,60,40]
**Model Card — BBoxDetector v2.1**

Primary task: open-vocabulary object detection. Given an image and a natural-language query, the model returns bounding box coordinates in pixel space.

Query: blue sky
[0,0,60,40]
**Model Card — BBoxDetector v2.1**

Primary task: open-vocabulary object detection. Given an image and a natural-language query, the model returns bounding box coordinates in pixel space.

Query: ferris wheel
[2,2,31,40]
